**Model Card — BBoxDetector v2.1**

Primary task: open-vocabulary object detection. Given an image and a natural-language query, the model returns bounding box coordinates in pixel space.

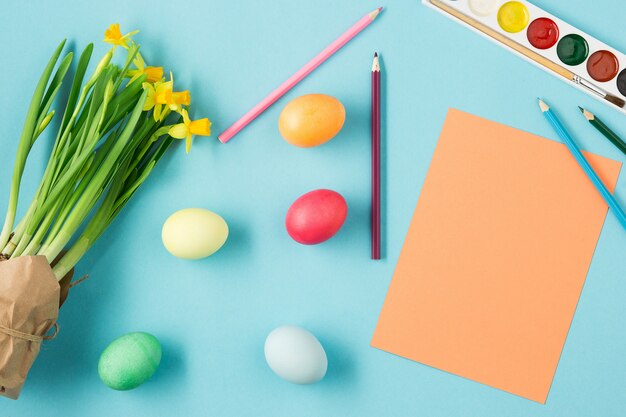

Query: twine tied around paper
[0,323,59,343]
[69,274,89,288]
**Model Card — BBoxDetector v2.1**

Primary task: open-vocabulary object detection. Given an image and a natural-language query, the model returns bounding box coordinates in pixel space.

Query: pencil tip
[538,98,549,112]
[580,108,594,121]
[369,6,383,19]
[372,53,380,71]
[378,6,383,12]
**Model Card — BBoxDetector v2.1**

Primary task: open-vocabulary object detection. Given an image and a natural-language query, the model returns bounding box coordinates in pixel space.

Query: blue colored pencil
[538,99,626,230]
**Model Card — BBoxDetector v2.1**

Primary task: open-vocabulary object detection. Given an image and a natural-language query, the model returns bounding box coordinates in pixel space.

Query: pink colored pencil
[371,52,381,260]
[218,7,383,143]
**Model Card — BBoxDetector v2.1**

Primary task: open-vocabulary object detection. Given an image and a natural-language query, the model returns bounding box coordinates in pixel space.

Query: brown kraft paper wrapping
[0,256,60,399]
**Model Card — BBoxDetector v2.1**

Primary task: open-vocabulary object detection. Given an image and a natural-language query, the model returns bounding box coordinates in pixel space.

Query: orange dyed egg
[278,94,345,147]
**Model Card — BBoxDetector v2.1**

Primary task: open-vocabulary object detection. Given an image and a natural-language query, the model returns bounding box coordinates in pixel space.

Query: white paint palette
[423,0,626,115]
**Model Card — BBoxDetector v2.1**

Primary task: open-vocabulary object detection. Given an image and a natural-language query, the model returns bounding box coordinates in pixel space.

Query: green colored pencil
[578,106,626,156]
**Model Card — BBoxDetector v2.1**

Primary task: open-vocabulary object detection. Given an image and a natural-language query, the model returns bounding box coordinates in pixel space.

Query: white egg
[264,325,328,384]
[162,208,228,259]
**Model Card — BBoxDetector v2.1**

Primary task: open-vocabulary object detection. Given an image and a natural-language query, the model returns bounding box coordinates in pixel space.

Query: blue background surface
[1,0,625,415]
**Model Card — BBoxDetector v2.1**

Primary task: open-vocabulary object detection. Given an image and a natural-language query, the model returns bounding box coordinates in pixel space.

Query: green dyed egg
[98,332,162,391]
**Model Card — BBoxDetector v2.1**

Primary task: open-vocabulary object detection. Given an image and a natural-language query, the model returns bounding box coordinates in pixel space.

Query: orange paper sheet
[371,109,622,403]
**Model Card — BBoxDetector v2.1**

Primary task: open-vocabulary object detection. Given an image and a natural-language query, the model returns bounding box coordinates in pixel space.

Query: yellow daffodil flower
[168,109,211,153]
[143,80,172,121]
[104,23,139,49]
[162,72,191,112]
[169,90,191,111]
[142,73,191,121]
[127,53,163,84]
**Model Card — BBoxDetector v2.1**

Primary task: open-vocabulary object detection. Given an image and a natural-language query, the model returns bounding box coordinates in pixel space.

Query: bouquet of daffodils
[0,24,211,399]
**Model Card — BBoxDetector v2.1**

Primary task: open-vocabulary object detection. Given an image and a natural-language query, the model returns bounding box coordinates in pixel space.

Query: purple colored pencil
[371,52,381,260]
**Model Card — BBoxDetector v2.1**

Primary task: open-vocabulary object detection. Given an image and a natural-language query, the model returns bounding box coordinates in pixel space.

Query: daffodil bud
[86,51,113,87]
[104,79,115,103]
[35,111,55,138]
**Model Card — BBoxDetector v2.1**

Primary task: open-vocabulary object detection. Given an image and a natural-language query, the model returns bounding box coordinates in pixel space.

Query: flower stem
[0,40,67,249]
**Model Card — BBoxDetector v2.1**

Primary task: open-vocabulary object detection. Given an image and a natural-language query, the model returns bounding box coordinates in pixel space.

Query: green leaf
[60,43,93,133]
[38,51,74,124]
[0,39,67,250]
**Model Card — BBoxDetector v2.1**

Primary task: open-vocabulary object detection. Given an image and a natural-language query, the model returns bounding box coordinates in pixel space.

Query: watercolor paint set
[423,0,626,115]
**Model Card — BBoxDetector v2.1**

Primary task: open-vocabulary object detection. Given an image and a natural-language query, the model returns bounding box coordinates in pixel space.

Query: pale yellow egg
[162,208,228,259]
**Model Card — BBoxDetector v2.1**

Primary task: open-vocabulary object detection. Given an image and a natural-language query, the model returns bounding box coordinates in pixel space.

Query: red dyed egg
[286,189,348,245]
